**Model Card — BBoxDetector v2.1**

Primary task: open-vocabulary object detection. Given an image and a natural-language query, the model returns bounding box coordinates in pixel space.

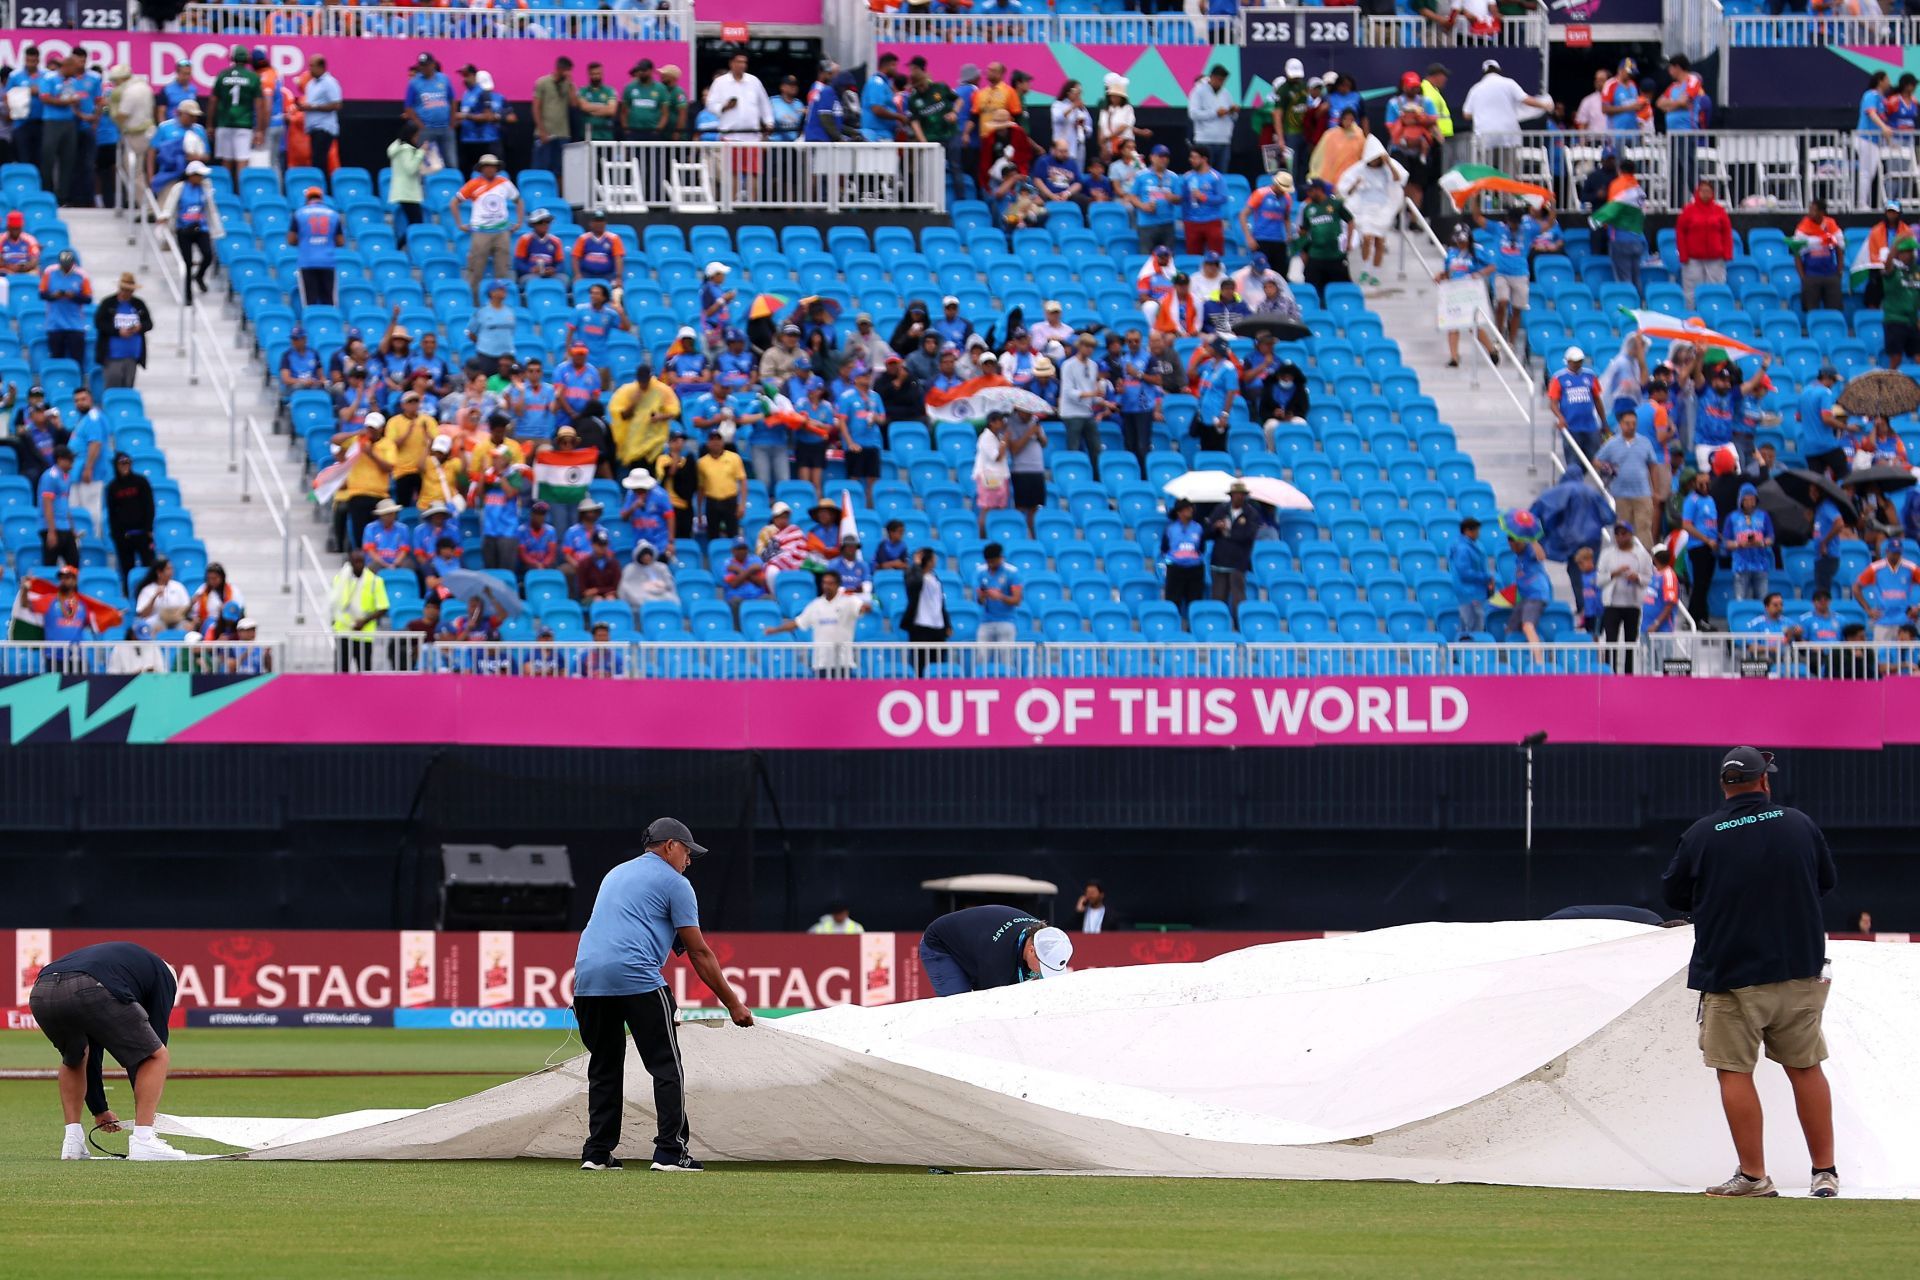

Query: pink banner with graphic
[0,32,681,102]
[876,42,1225,108]
[162,674,1920,750]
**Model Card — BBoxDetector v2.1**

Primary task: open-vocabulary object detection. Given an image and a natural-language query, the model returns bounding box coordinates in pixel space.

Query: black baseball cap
[1719,746,1777,782]
[644,816,707,855]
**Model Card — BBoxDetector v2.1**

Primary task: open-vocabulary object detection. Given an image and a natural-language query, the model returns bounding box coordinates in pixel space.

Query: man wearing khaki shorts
[1663,746,1839,1199]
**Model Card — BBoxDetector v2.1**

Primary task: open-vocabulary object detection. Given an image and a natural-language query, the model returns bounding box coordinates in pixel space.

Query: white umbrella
[1162,471,1314,511]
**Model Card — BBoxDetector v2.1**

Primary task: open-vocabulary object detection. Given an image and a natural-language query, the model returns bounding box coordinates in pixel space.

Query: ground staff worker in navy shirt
[919,905,1073,996]
[1662,746,1839,1200]
[28,940,189,1160]
[572,817,752,1172]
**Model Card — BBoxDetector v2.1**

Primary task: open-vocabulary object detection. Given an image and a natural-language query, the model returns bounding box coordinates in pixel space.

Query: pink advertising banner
[0,32,681,102]
[875,42,1226,109]
[160,674,1920,751]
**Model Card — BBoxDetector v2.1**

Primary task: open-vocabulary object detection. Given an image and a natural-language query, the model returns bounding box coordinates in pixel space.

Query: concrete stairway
[63,209,303,636]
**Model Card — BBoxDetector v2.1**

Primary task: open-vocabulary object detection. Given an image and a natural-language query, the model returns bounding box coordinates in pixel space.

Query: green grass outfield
[0,1029,1914,1279]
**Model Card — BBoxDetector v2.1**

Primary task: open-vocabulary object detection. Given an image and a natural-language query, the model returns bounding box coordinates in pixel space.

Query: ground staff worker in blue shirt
[572,817,752,1172]
[1662,747,1839,1200]
[918,904,1073,996]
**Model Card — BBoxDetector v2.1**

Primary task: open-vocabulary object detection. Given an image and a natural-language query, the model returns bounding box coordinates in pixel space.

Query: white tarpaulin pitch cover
[161,922,1920,1195]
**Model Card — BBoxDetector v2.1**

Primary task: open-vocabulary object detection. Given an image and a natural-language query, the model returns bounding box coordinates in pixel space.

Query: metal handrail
[1399,203,1540,470]
[1398,203,1696,633]
[239,415,295,594]
[297,533,332,629]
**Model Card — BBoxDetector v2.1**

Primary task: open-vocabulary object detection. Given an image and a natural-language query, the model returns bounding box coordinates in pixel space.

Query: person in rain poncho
[1336,134,1408,288]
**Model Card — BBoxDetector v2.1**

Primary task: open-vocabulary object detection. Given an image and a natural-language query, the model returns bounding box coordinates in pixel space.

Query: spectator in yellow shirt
[466,411,525,477]
[695,430,745,542]
[385,391,436,506]
[417,433,466,513]
[328,416,396,552]
[610,364,682,468]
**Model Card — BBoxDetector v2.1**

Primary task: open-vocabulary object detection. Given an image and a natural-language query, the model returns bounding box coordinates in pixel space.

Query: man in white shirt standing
[1595,519,1653,672]
[1573,68,1608,135]
[1460,59,1553,155]
[705,51,773,199]
[1076,880,1108,933]
[764,569,868,677]
[1057,332,1108,474]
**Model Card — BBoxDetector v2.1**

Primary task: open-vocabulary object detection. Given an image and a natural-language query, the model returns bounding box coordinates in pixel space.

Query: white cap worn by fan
[1564,345,1586,364]
[1031,927,1073,978]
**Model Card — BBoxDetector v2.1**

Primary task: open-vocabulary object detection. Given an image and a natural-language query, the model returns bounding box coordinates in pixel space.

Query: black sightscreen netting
[415,748,758,930]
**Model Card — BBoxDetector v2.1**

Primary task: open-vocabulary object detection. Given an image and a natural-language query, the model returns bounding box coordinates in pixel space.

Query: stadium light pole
[1520,731,1548,917]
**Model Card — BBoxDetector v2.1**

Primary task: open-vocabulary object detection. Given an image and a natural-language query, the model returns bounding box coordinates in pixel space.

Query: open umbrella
[1841,465,1918,494]
[789,295,842,324]
[438,569,525,618]
[1162,471,1314,511]
[1230,313,1312,342]
[1774,468,1853,519]
[748,292,789,321]
[1835,369,1920,420]
[1755,479,1812,547]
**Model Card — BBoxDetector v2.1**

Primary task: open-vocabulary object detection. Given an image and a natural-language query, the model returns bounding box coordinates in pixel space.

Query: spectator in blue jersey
[1810,492,1847,600]
[1112,327,1164,464]
[1480,204,1538,349]
[828,534,873,594]
[156,161,220,303]
[717,329,756,384]
[513,210,567,281]
[9,47,45,170]
[1570,545,1600,634]
[1785,588,1845,647]
[770,74,806,142]
[1446,515,1492,637]
[1033,137,1086,206]
[569,210,623,285]
[508,359,561,441]
[1795,363,1848,480]
[559,497,606,590]
[1678,468,1720,623]
[68,56,104,207]
[836,366,886,507]
[974,542,1023,651]
[1128,144,1181,254]
[362,498,412,572]
[567,284,628,389]
[37,446,77,568]
[278,326,325,405]
[721,538,769,617]
[1179,145,1228,257]
[554,345,603,419]
[455,64,507,179]
[38,249,90,365]
[147,99,205,199]
[94,273,152,391]
[37,50,82,207]
[404,53,457,169]
[288,186,343,307]
[1722,483,1774,602]
[1547,345,1606,467]
[1501,510,1551,657]
[1160,496,1207,617]
[931,296,973,350]
[1435,223,1497,369]
[803,59,844,143]
[619,468,674,556]
[1852,539,1920,640]
[516,500,560,580]
[1689,359,1765,471]
[872,520,911,572]
[413,506,454,583]
[463,280,519,377]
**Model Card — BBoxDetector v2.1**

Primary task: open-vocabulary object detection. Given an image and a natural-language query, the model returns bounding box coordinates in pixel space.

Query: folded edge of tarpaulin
[159,1110,424,1151]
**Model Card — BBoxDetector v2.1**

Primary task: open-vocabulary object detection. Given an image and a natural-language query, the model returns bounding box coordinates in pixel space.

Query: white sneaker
[60,1138,89,1161]
[128,1134,192,1161]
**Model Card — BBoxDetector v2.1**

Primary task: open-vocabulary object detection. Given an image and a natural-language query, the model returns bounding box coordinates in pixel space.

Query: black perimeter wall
[4,745,1916,933]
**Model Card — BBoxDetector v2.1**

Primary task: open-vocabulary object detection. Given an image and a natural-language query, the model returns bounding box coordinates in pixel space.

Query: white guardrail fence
[1460,130,1887,217]
[587,140,947,215]
[870,8,1543,49]
[166,3,693,44]
[1,637,1913,680]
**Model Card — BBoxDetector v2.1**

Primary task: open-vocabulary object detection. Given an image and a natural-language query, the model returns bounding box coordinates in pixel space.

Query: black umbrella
[1834,369,1920,419]
[1841,465,1918,494]
[1230,313,1312,342]
[1755,480,1812,547]
[1773,467,1851,514]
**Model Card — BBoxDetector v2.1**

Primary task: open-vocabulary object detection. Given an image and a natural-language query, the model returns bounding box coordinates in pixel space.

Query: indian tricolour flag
[1438,164,1552,211]
[533,448,599,505]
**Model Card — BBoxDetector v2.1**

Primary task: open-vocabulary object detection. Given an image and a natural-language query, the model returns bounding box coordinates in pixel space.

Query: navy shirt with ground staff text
[1661,791,1835,993]
[920,905,1045,991]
